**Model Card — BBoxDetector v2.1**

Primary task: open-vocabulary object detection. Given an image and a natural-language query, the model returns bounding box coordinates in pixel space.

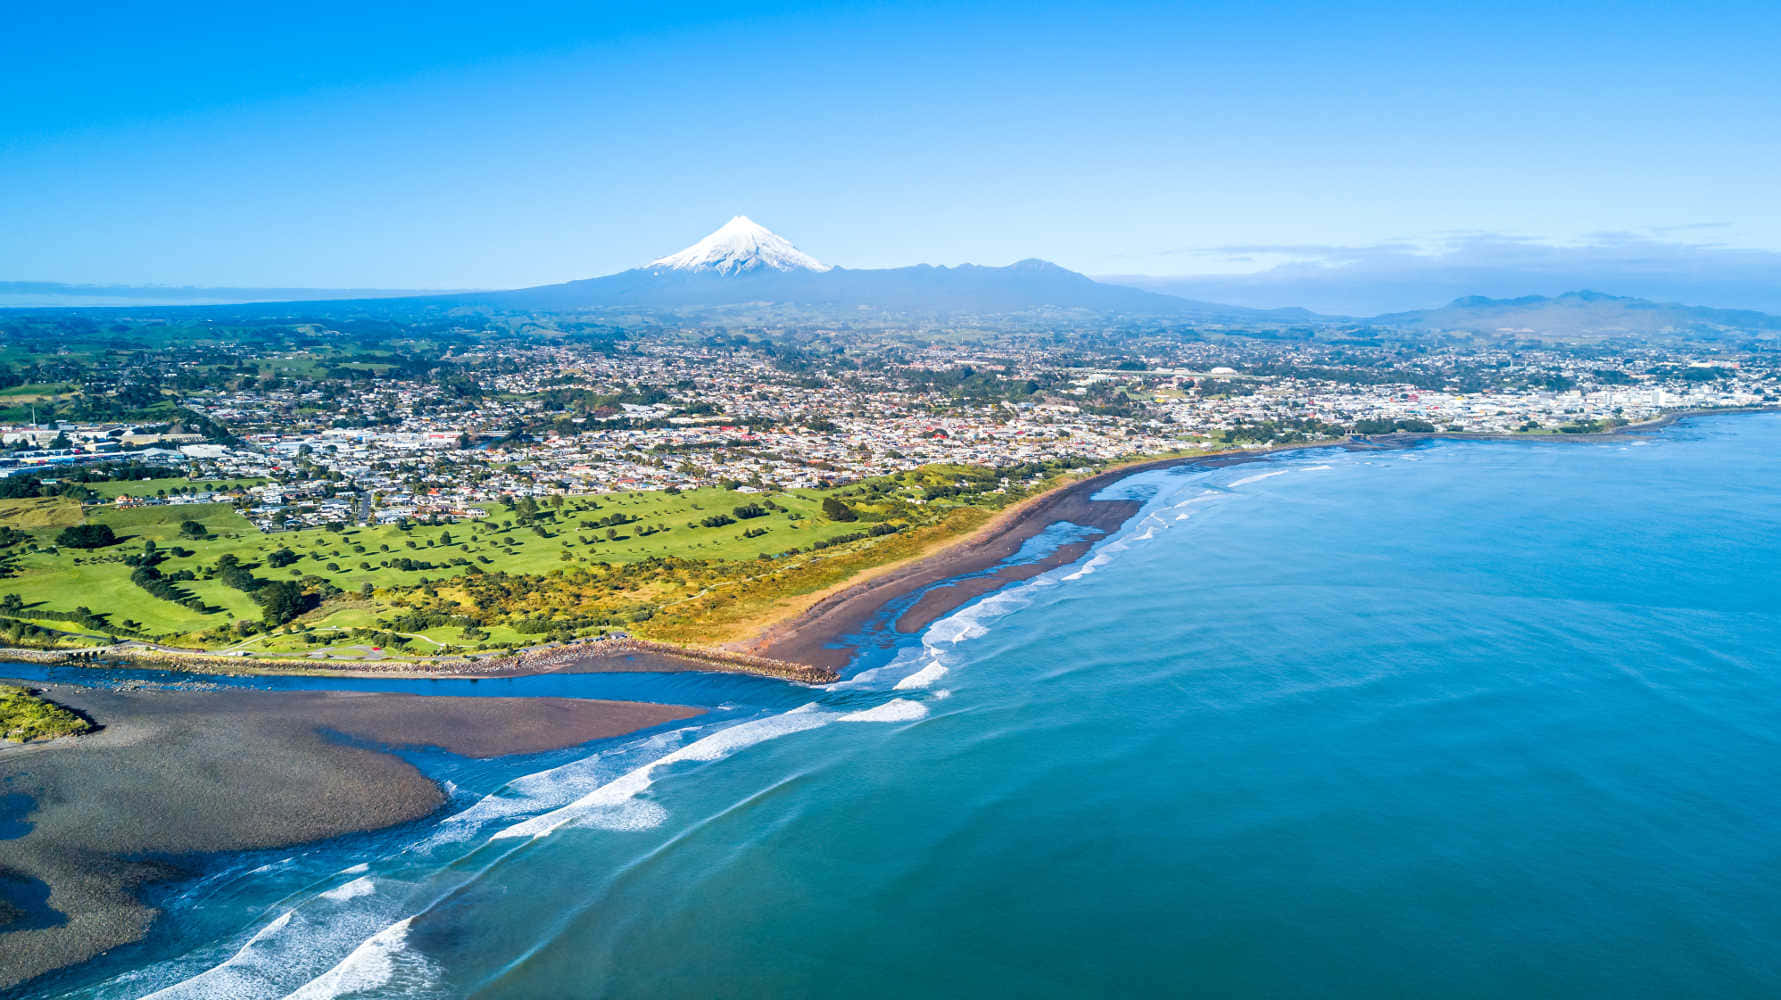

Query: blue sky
[4,0,1779,308]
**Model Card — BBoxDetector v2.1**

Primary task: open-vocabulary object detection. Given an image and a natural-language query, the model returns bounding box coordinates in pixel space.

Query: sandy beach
[0,681,699,992]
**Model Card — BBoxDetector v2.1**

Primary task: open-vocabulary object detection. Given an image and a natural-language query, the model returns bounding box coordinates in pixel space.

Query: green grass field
[0,484,937,648]
[0,497,84,529]
[83,477,266,500]
[0,382,76,401]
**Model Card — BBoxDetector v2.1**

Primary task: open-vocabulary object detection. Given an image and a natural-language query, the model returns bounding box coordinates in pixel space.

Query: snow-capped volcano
[648,216,830,275]
[460,218,1205,316]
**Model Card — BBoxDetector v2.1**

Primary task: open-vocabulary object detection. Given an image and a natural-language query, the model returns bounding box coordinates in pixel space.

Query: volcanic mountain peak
[647,216,830,275]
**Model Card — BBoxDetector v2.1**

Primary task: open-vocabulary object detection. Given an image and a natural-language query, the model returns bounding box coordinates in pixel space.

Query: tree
[267,547,299,568]
[254,581,313,626]
[55,524,118,549]
[179,519,210,540]
[821,497,858,522]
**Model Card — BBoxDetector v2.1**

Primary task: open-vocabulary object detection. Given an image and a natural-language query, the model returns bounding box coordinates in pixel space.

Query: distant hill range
[1368,290,1781,341]
[7,218,1779,341]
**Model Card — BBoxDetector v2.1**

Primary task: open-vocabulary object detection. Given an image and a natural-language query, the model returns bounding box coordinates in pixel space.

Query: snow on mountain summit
[648,216,830,275]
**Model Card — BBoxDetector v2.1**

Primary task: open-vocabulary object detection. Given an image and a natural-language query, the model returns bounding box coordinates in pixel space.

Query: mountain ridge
[457,219,1300,318]
[5,217,1780,340]
[1371,289,1781,339]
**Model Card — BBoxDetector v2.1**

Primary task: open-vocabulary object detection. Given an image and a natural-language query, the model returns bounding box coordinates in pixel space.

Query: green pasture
[83,477,266,500]
[0,484,897,644]
[0,497,84,529]
[0,382,76,401]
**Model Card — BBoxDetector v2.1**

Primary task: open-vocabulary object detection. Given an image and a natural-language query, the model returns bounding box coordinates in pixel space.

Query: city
[6,336,1772,534]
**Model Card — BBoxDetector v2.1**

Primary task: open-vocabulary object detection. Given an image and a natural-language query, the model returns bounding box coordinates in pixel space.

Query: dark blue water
[17,414,1781,998]
[0,793,32,841]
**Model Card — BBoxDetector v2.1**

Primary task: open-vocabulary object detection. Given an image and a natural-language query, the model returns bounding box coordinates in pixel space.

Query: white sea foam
[492,705,833,841]
[1170,489,1223,509]
[832,648,934,691]
[1063,552,1112,581]
[1227,468,1291,487]
[838,699,928,723]
[894,660,949,690]
[319,877,375,902]
[282,917,431,1000]
[924,613,990,645]
[135,911,296,1000]
[835,662,899,688]
[341,863,369,875]
[421,726,699,848]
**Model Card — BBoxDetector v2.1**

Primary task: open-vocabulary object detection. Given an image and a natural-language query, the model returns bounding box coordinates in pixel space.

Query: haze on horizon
[5,0,1779,313]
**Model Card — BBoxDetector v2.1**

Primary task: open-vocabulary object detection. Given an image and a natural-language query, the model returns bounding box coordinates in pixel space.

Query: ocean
[13,413,1781,998]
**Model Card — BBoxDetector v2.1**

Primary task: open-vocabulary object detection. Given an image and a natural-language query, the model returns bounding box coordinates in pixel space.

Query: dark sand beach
[736,451,1244,670]
[0,681,699,992]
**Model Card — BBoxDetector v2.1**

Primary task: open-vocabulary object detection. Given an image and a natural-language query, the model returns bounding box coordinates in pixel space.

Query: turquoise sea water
[11,413,1781,999]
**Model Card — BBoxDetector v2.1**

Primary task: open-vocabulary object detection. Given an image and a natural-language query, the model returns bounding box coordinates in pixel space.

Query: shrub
[1,684,92,742]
